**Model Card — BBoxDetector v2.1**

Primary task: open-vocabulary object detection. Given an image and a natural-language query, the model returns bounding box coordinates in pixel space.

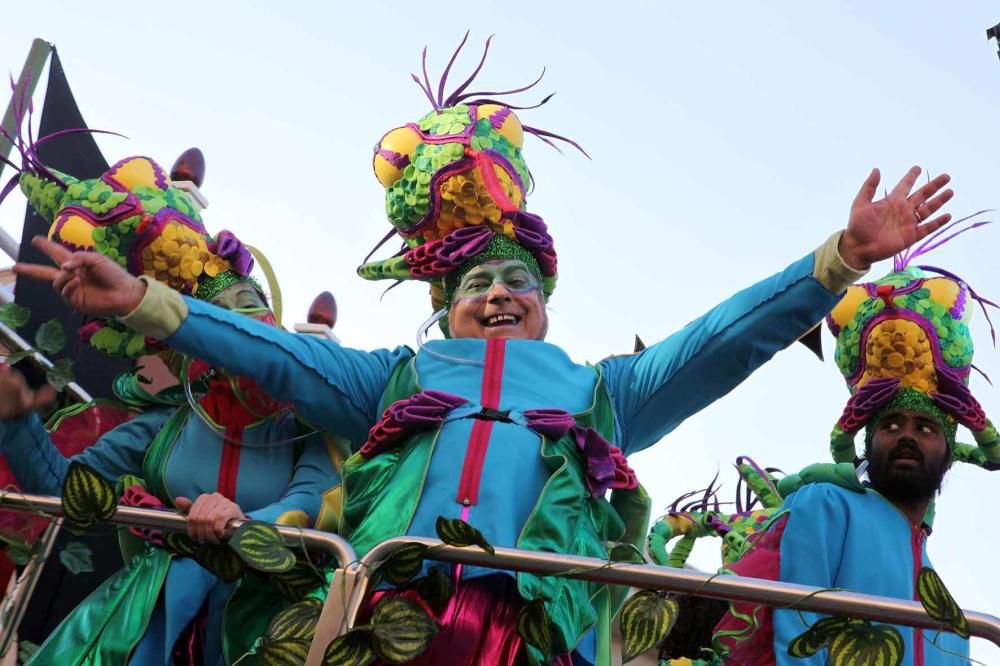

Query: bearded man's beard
[867,440,950,504]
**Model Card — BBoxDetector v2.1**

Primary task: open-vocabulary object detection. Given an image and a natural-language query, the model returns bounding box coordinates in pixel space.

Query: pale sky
[1,1,998,661]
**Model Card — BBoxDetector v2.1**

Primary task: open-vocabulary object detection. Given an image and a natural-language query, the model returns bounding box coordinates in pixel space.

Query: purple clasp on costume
[360,390,468,458]
[524,409,637,497]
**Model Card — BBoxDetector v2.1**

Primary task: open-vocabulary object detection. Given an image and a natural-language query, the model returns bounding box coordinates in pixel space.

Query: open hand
[12,236,146,318]
[0,364,56,419]
[840,166,953,270]
[175,492,246,543]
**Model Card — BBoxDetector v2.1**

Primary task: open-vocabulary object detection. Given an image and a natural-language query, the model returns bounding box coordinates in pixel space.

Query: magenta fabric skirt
[361,572,573,666]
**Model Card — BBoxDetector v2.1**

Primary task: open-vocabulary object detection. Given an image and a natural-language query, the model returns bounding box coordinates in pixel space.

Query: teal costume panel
[773,483,969,665]
[0,407,339,665]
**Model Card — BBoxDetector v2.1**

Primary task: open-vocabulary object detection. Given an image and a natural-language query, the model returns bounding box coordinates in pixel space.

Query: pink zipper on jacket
[455,338,506,509]
[911,525,926,666]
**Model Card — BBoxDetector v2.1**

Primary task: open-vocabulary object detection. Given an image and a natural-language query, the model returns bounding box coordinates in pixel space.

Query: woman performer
[0,155,341,665]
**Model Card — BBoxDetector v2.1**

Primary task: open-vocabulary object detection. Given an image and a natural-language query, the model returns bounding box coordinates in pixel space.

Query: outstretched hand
[13,236,147,318]
[839,166,953,270]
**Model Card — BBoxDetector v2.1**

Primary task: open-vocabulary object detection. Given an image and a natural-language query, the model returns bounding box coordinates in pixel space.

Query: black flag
[14,47,131,398]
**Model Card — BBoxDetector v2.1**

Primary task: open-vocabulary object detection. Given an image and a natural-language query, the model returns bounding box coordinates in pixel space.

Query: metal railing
[0,491,356,658]
[0,495,997,664]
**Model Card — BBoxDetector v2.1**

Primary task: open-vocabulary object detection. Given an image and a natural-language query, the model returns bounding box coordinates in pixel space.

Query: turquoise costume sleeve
[164,298,413,443]
[246,434,341,524]
[0,409,171,495]
[601,252,843,454]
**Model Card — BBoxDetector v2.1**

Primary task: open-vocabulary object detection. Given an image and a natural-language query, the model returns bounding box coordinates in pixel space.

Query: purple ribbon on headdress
[405,225,494,279]
[509,210,557,277]
[360,390,468,458]
[209,230,254,277]
[524,408,638,497]
[932,370,987,432]
[404,212,559,280]
[837,376,901,433]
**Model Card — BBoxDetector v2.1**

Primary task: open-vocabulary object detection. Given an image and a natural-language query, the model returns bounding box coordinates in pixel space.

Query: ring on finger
[913,207,923,222]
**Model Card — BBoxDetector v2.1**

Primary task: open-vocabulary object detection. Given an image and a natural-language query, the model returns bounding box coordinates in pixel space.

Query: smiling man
[11,47,963,664]
[714,260,1000,666]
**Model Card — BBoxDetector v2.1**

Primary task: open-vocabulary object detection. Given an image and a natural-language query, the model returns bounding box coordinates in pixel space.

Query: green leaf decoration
[46,357,75,391]
[516,598,553,660]
[231,520,296,574]
[266,597,323,642]
[18,639,40,663]
[377,542,428,586]
[163,531,199,558]
[3,349,34,365]
[35,319,66,355]
[828,622,904,666]
[414,567,452,614]
[0,303,31,329]
[256,636,310,665]
[787,616,863,658]
[61,462,116,528]
[193,543,246,582]
[607,541,646,563]
[370,597,438,664]
[6,541,35,566]
[323,630,376,666]
[619,590,679,663]
[434,515,495,555]
[271,557,326,602]
[917,567,970,639]
[59,540,95,574]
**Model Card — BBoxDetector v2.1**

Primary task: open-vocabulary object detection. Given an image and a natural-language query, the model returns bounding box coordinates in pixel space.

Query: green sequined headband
[864,388,957,449]
[443,235,545,306]
[195,269,266,304]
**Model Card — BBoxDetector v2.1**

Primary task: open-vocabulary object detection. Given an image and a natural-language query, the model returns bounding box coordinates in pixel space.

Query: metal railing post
[0,38,53,264]
[0,519,61,658]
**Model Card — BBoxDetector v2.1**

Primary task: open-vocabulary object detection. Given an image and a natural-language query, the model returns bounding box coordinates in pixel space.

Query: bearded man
[714,259,1000,666]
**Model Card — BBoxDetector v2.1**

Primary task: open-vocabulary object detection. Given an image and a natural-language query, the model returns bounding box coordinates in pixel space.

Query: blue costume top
[119,242,861,663]
[0,404,340,665]
[773,483,969,666]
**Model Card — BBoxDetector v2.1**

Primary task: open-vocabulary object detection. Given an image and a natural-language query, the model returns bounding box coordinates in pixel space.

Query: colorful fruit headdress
[358,34,586,328]
[20,155,261,357]
[0,87,261,357]
[825,217,1000,470]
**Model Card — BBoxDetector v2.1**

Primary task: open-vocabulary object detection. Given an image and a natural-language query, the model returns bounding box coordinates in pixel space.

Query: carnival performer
[712,250,1000,665]
[12,40,958,665]
[0,155,342,665]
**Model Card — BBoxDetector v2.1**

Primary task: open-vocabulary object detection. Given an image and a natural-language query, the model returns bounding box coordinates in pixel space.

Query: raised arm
[602,234,862,454]
[601,166,955,454]
[14,237,410,443]
[120,281,409,443]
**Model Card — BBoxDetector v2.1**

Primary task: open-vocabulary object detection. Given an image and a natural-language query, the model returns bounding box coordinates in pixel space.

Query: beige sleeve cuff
[813,231,868,294]
[118,276,189,341]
